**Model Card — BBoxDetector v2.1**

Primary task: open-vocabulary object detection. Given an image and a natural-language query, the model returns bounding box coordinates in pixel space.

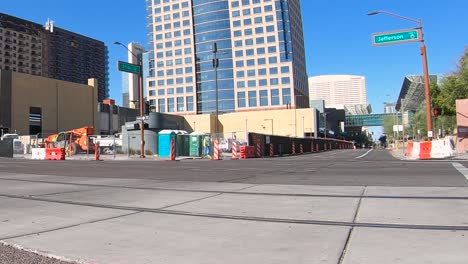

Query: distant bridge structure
[345,113,402,127]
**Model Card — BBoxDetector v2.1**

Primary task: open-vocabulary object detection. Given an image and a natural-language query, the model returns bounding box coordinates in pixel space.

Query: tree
[436,47,468,115]
[382,115,396,142]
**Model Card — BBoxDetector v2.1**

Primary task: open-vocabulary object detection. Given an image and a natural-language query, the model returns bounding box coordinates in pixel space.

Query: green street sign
[372,28,422,46]
[117,61,141,74]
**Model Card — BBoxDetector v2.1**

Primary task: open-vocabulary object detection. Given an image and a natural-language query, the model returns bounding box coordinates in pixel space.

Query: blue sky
[2,1,467,122]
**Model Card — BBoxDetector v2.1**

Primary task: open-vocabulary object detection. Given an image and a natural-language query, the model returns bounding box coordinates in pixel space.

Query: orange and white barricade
[213,140,220,160]
[170,139,176,161]
[231,141,238,160]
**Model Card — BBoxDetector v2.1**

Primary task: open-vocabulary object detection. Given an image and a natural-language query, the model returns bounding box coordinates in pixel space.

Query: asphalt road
[1,149,468,264]
[1,149,467,187]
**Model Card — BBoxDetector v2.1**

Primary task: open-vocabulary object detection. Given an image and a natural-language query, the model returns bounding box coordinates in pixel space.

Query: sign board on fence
[372,28,422,46]
[393,125,404,132]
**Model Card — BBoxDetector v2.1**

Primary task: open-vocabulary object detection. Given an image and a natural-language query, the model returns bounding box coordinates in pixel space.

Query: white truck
[93,134,123,154]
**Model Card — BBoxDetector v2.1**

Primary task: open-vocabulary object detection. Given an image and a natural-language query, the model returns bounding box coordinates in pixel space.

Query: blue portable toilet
[158,130,177,158]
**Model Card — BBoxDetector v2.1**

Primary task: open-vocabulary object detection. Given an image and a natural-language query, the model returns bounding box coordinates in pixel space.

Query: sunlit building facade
[145,0,308,115]
[0,13,109,101]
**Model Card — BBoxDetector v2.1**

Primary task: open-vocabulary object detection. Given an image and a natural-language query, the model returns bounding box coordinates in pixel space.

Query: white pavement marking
[354,149,373,160]
[452,163,468,181]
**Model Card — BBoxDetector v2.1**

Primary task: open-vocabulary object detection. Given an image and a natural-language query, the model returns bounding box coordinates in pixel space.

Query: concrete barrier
[31,148,46,160]
[405,137,454,160]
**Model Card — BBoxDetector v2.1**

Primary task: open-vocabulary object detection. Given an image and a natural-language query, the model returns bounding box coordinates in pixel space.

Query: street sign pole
[117,59,145,157]
[369,13,433,139]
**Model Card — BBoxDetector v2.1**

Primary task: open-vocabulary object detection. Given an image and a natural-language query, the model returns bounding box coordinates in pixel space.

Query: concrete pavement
[1,150,468,263]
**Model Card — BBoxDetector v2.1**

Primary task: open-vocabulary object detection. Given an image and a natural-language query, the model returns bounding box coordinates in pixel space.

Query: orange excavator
[45,126,95,155]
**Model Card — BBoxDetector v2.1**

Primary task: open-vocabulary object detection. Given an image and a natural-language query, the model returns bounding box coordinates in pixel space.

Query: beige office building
[145,0,309,115]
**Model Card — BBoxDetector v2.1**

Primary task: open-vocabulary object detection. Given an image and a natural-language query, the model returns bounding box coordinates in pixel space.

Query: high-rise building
[145,0,309,115]
[308,75,367,114]
[0,13,109,101]
[383,102,396,114]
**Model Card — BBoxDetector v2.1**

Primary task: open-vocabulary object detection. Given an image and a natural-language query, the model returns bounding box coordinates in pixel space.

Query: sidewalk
[1,174,467,264]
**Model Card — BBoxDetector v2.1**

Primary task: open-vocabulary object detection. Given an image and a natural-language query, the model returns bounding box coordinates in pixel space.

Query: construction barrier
[405,142,414,157]
[269,143,274,157]
[419,141,432,160]
[45,148,65,160]
[231,141,238,160]
[170,139,176,161]
[246,146,255,158]
[31,148,46,160]
[292,142,296,155]
[213,140,220,160]
[240,146,246,159]
[255,142,261,158]
[300,144,304,155]
[94,142,100,161]
[405,138,454,160]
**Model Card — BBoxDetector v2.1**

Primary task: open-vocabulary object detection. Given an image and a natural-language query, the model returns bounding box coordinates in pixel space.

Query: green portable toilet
[189,132,205,157]
[158,130,177,158]
[177,133,190,157]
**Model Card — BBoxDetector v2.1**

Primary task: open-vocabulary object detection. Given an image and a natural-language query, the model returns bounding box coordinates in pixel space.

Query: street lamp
[212,42,219,139]
[368,11,433,139]
[264,119,274,135]
[114,41,145,158]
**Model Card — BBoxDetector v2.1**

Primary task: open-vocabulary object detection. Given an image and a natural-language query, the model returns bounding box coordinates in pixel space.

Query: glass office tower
[145,0,308,115]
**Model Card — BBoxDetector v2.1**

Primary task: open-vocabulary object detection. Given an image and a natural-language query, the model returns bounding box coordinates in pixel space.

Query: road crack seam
[158,193,223,210]
[0,212,141,241]
[338,186,366,264]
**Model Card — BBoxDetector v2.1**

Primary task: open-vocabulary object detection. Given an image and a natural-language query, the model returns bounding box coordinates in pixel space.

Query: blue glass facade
[193,0,235,114]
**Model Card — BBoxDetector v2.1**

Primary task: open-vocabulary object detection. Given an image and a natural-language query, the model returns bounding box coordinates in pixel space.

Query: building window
[237,92,246,108]
[186,96,194,111]
[248,91,257,107]
[260,90,268,106]
[271,89,279,105]
[177,97,184,112]
[168,98,175,112]
[282,88,291,105]
[158,99,166,113]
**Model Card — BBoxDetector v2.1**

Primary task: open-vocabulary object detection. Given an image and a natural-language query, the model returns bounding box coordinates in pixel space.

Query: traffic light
[433,108,441,116]
[144,101,151,115]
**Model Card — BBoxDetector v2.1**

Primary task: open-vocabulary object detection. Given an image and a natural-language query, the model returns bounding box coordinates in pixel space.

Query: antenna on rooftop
[44,18,55,33]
